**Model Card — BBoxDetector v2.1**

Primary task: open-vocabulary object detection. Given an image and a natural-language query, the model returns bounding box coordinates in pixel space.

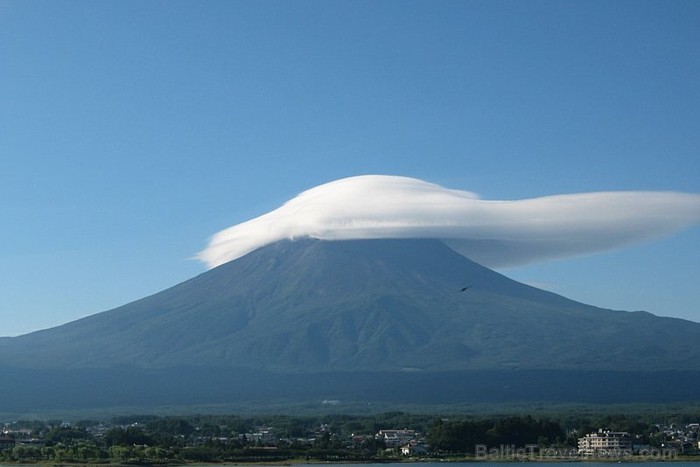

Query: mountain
[4,238,699,371]
[2,238,699,412]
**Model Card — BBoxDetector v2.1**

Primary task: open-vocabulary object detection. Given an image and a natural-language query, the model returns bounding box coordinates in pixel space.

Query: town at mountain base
[1,238,699,412]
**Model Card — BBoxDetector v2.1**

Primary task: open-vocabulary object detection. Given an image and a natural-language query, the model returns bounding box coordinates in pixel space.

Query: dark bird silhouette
[461,286,471,292]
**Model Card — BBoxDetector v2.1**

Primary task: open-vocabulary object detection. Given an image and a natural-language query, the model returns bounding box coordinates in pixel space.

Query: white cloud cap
[197,175,700,269]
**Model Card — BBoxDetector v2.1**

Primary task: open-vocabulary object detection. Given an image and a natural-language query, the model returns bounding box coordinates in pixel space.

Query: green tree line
[1,411,697,464]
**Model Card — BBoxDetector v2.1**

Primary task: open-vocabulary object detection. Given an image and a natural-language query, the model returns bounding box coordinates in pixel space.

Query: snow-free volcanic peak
[2,237,700,411]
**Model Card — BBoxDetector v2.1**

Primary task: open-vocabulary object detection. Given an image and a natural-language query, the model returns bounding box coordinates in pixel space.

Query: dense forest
[1,410,698,464]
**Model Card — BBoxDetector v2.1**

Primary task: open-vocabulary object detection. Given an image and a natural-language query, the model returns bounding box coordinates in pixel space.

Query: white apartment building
[578,430,632,456]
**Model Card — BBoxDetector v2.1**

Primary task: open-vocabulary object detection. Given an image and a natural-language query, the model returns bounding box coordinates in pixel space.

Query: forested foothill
[1,409,699,464]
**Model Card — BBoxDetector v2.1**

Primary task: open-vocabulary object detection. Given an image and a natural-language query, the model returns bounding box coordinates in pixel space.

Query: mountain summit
[3,238,699,373]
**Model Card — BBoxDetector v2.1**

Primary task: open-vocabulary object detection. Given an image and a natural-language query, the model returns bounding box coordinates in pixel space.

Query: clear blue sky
[1,0,699,337]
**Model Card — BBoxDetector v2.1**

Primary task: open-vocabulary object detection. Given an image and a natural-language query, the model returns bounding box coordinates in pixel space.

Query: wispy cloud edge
[197,175,700,269]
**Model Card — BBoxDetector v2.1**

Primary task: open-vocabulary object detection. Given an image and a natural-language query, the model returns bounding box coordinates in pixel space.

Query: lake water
[183,463,700,467]
[289,463,696,467]
[3,463,699,467]
[0,459,700,467]
[279,463,697,467]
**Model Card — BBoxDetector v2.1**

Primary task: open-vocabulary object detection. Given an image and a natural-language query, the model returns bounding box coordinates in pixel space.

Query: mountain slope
[2,238,699,372]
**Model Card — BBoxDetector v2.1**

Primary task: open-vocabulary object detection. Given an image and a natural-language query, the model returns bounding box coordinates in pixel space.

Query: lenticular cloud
[197,175,700,269]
